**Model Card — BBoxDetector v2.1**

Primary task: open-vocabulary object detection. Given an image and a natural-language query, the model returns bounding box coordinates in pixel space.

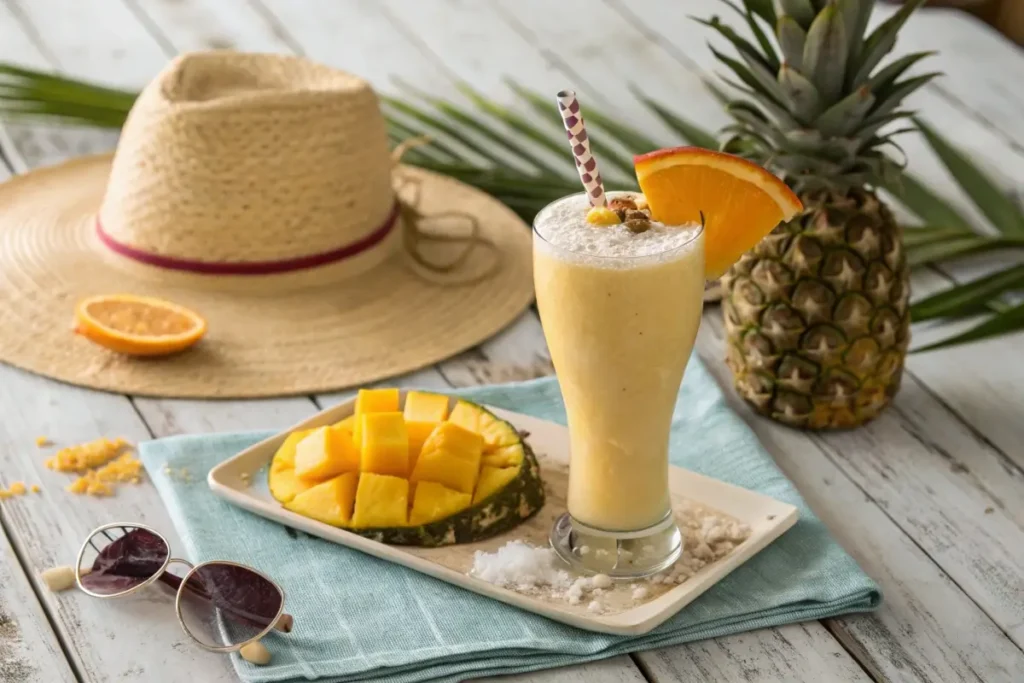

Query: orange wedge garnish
[634,147,803,280]
[73,294,207,357]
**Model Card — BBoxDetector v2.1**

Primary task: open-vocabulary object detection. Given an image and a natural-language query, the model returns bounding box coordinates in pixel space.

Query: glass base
[549,511,683,579]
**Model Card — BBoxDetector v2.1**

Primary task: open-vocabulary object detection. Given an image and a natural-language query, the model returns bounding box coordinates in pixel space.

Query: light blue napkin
[140,357,880,683]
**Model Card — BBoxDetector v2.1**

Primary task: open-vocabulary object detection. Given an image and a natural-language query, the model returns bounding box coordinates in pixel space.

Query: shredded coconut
[468,502,752,615]
[470,541,573,592]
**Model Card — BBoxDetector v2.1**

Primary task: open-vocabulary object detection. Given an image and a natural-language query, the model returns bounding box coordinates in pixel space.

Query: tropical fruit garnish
[270,389,545,547]
[633,147,803,280]
[585,206,621,226]
[73,294,206,357]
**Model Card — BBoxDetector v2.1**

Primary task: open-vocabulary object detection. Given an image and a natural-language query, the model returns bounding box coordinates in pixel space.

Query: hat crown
[98,51,396,267]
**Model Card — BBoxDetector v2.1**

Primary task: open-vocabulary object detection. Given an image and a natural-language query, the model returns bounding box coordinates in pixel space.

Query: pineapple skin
[722,188,911,430]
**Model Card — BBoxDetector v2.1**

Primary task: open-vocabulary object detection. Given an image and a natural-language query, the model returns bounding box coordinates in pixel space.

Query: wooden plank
[478,657,647,683]
[695,313,1024,683]
[257,0,451,95]
[0,2,274,681]
[124,0,298,53]
[0,366,239,682]
[0,522,77,683]
[876,4,1024,151]
[637,623,871,683]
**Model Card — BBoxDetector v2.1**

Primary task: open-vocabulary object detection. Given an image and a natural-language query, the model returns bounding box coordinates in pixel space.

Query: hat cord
[391,137,501,286]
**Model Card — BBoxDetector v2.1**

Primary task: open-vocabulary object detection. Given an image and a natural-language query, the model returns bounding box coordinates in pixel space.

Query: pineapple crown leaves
[705,0,937,194]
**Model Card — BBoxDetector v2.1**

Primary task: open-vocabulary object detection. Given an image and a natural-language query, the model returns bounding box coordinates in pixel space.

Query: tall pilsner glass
[533,191,705,578]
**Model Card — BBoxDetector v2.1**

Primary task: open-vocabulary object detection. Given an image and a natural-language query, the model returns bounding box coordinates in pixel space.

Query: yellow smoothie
[533,192,705,532]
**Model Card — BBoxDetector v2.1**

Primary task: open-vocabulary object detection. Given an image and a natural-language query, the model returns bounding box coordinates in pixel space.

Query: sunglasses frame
[75,522,289,654]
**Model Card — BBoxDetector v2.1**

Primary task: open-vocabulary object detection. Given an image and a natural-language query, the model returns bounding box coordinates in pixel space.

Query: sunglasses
[75,522,293,653]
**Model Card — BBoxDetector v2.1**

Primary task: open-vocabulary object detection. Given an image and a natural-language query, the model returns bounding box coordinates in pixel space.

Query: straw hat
[0,52,534,398]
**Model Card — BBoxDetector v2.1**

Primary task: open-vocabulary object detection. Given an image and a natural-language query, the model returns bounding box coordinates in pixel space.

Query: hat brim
[0,154,536,398]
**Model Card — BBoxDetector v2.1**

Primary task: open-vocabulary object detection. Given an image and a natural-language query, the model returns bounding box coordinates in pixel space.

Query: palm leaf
[911,264,1024,322]
[913,300,1024,353]
[879,165,974,231]
[914,116,1024,237]
[635,89,720,150]
[1,62,1023,352]
[503,85,638,182]
[905,234,1003,267]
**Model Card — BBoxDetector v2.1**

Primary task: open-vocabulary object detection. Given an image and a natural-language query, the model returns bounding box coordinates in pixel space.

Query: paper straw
[556,90,606,207]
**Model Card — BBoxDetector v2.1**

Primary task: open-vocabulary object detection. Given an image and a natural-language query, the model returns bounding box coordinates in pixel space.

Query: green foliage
[0,53,1020,352]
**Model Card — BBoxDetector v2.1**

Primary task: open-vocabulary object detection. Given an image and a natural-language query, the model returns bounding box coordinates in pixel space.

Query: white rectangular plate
[208,395,798,635]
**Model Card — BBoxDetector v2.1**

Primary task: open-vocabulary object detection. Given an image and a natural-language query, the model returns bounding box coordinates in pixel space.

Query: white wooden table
[0,2,1021,682]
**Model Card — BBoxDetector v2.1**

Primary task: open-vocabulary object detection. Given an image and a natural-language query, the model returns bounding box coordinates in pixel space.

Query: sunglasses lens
[177,562,283,649]
[79,527,169,596]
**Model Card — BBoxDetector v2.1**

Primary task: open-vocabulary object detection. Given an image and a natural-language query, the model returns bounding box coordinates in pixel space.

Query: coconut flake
[470,541,573,591]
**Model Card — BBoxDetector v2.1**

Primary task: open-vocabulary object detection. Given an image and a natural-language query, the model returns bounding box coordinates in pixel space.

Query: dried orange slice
[73,294,207,357]
[634,147,803,280]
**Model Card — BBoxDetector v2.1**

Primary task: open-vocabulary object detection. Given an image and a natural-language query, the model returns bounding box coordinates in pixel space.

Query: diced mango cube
[403,391,451,469]
[334,415,356,433]
[269,465,317,504]
[478,412,520,452]
[352,473,408,527]
[272,429,315,470]
[294,426,360,481]
[403,391,450,423]
[360,412,409,477]
[473,466,519,505]
[353,388,400,446]
[284,472,359,526]
[481,444,524,469]
[406,421,435,472]
[410,481,471,525]
[423,421,484,460]
[447,400,482,433]
[410,422,483,494]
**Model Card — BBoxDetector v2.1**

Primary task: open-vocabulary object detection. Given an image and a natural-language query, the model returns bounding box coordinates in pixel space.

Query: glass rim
[531,190,705,261]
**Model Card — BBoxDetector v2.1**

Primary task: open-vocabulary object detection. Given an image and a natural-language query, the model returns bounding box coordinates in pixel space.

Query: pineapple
[709,0,932,428]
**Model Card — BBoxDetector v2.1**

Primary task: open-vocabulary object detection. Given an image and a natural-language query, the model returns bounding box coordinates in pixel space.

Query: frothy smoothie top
[534,191,702,260]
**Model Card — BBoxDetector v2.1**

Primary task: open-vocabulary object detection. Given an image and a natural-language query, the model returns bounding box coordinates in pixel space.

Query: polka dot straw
[556,90,606,207]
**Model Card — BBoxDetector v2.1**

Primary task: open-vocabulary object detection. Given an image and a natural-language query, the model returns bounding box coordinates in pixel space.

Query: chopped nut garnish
[624,218,652,234]
[240,640,272,665]
[66,452,143,496]
[624,209,651,221]
[46,437,130,473]
[40,566,77,592]
[608,196,638,221]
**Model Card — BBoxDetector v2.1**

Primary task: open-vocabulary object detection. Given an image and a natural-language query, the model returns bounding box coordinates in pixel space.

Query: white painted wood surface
[0,511,77,683]
[0,0,1021,681]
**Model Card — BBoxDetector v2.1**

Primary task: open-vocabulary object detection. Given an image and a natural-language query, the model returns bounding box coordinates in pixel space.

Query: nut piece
[240,640,272,666]
[634,195,649,212]
[40,566,77,592]
[623,209,650,222]
[607,196,638,221]
[624,218,652,234]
